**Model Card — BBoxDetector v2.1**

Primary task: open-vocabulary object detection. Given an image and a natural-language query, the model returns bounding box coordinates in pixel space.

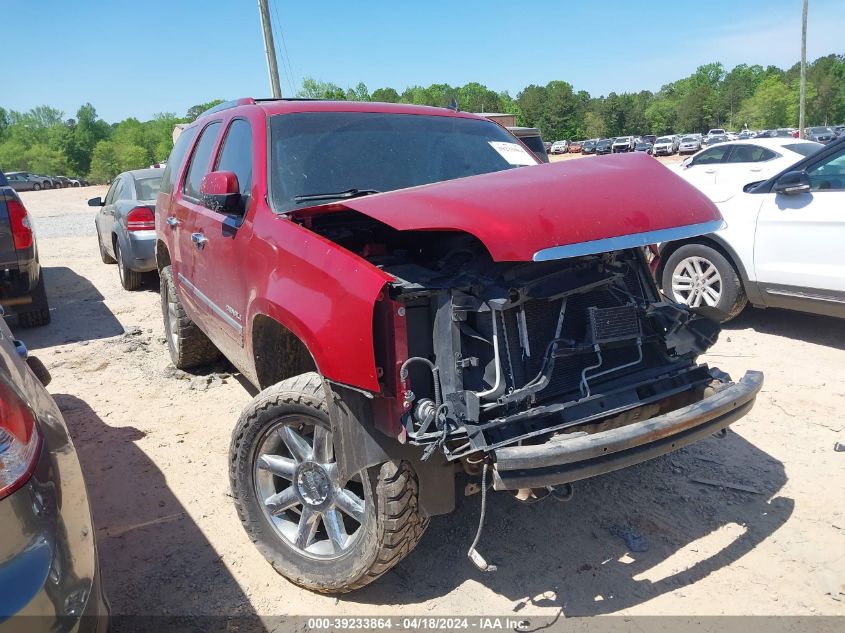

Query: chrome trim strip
[177,272,243,333]
[532,220,726,262]
[765,288,845,304]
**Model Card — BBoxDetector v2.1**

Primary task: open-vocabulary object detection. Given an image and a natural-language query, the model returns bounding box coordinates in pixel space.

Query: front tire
[159,265,219,368]
[229,372,429,593]
[32,183,41,191]
[661,244,747,322]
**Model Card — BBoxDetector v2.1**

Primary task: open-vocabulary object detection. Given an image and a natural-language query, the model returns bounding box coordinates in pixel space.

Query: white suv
[658,137,845,321]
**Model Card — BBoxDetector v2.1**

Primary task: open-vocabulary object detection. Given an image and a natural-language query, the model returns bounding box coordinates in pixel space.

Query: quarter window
[182,122,221,200]
[215,119,253,197]
[160,126,198,195]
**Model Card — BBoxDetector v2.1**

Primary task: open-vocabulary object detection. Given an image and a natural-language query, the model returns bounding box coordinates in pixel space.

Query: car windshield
[135,176,162,200]
[809,127,832,134]
[783,142,822,157]
[269,112,535,212]
[656,137,672,143]
[682,136,696,142]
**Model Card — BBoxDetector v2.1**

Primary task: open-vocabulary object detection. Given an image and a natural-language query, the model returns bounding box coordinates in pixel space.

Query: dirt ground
[11,174,845,620]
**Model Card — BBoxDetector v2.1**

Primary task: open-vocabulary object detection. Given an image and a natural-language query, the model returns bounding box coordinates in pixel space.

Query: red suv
[156,98,762,593]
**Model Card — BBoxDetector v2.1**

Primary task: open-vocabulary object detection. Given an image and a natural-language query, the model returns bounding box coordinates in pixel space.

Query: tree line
[1,53,842,181]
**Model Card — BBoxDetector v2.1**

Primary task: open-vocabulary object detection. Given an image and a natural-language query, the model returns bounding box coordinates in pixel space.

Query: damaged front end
[362,231,761,490]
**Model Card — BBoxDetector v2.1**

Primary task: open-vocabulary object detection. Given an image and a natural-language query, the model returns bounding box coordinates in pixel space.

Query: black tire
[230,372,428,593]
[159,265,219,368]
[661,243,748,322]
[115,239,142,291]
[32,183,41,191]
[25,355,51,386]
[17,274,51,328]
[97,227,116,264]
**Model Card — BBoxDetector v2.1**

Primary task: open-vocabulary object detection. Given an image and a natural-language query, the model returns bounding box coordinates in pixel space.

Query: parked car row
[3,171,89,192]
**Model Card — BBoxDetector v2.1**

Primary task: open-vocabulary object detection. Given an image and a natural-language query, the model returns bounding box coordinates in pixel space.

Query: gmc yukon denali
[155,98,762,593]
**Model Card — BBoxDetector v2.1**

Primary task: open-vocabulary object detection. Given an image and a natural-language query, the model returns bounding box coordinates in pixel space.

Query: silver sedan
[91,168,162,290]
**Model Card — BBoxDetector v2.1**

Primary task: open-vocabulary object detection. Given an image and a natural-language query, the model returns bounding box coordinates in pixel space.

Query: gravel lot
[10,173,845,621]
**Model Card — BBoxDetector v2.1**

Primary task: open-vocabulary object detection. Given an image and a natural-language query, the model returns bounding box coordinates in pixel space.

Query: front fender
[246,218,393,393]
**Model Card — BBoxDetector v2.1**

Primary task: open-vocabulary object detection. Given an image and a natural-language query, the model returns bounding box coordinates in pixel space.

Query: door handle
[704,169,716,173]
[166,216,180,228]
[191,233,208,250]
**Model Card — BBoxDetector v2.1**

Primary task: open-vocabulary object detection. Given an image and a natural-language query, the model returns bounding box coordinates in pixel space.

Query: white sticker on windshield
[488,141,536,166]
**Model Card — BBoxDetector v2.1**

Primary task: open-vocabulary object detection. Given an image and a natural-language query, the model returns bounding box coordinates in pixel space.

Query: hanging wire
[270,0,298,94]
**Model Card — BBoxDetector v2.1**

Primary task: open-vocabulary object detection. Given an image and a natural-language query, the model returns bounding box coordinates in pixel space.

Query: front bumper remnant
[492,370,763,490]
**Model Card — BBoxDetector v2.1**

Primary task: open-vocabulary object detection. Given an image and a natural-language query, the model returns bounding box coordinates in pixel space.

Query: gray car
[91,168,162,290]
[4,172,53,192]
[0,318,108,630]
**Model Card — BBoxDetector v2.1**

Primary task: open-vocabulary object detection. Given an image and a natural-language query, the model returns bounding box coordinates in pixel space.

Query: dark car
[806,126,835,144]
[640,134,657,145]
[834,125,845,138]
[634,140,653,154]
[0,172,50,327]
[702,134,727,146]
[595,137,614,154]
[581,139,597,154]
[91,168,163,290]
[0,318,109,629]
[155,98,759,594]
[507,126,550,163]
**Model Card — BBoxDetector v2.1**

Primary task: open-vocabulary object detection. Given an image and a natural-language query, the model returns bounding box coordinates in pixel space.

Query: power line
[271,0,298,95]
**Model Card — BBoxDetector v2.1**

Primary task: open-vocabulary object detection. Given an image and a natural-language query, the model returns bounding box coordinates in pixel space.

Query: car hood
[291,153,722,262]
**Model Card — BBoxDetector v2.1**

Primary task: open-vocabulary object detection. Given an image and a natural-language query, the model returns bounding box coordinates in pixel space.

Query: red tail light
[0,380,40,500]
[127,207,155,231]
[7,199,33,250]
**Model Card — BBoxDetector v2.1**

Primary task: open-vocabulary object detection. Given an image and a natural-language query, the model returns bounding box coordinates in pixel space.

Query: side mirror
[200,171,242,214]
[88,196,103,206]
[682,158,692,168]
[773,170,810,195]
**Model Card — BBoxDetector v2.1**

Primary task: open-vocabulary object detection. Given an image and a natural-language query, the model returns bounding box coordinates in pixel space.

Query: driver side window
[807,148,845,191]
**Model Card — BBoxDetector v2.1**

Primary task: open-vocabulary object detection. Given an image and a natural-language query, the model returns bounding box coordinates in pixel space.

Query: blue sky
[2,0,843,122]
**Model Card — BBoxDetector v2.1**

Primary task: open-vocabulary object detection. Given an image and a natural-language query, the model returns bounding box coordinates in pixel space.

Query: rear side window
[183,122,222,200]
[215,119,253,196]
[725,145,777,163]
[160,126,198,195]
[691,146,730,165]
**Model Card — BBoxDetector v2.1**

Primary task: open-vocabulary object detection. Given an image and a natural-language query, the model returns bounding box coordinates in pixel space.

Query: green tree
[298,77,346,100]
[185,99,225,121]
[371,87,400,103]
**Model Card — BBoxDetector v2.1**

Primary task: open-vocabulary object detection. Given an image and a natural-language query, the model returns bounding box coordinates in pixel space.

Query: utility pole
[257,0,282,98]
[799,0,808,138]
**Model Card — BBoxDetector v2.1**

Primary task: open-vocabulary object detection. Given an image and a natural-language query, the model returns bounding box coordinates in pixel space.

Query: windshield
[681,136,697,142]
[656,137,672,143]
[809,127,832,134]
[269,112,535,212]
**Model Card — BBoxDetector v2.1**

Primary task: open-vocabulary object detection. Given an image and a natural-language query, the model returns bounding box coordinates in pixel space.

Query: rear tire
[32,183,41,191]
[17,274,51,328]
[661,243,747,322]
[115,240,142,291]
[160,265,219,368]
[230,372,429,593]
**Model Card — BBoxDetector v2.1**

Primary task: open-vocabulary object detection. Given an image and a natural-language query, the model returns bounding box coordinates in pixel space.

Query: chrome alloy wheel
[165,295,180,351]
[671,255,722,307]
[253,418,368,559]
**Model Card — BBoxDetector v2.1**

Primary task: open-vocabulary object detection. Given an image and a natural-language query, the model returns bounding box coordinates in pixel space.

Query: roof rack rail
[252,97,328,102]
[198,98,257,118]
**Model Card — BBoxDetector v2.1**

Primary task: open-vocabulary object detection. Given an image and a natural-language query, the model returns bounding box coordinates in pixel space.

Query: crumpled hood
[294,152,723,262]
